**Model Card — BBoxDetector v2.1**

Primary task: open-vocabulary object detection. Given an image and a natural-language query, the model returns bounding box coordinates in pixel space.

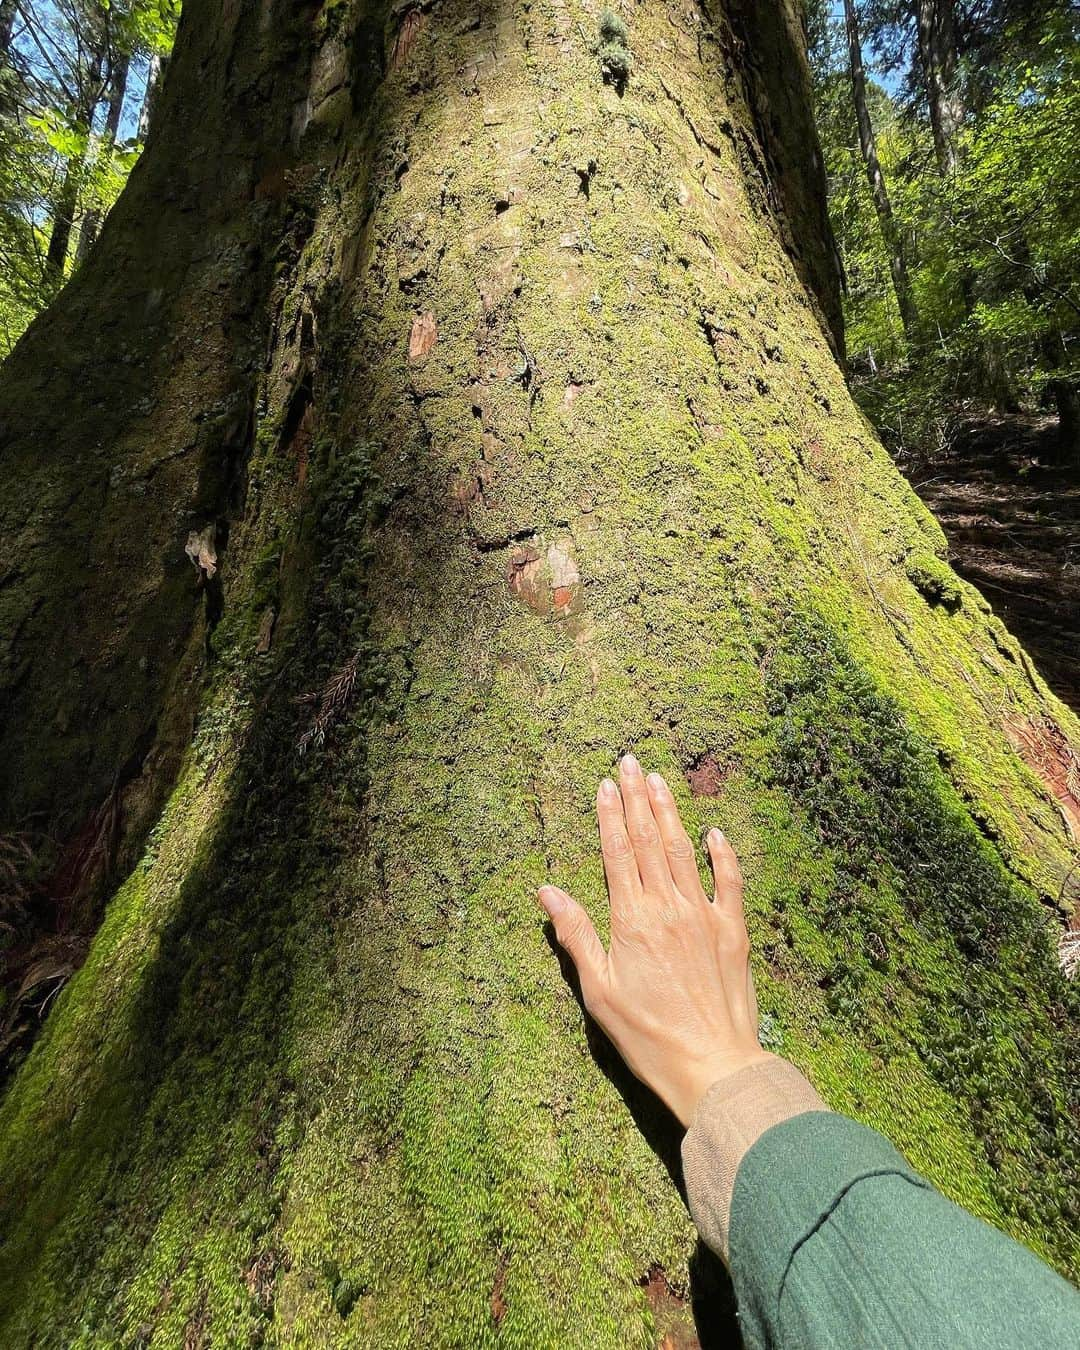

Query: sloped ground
[911,416,1080,714]
[912,415,1080,964]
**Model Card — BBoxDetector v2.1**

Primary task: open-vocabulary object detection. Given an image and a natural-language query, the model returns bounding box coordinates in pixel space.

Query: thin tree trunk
[0,1,1076,1341]
[1033,281,1080,459]
[914,0,963,174]
[0,0,17,116]
[137,50,165,143]
[1049,379,1080,462]
[844,0,918,336]
[44,175,80,282]
[76,52,130,263]
[44,49,104,285]
[0,0,16,58]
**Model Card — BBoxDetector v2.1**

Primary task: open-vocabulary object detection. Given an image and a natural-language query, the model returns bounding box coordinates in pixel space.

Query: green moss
[599,43,633,90]
[751,616,1079,1261]
[599,9,629,46]
[907,551,964,610]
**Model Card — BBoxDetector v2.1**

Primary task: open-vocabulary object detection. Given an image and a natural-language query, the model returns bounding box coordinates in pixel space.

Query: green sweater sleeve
[728,1111,1080,1348]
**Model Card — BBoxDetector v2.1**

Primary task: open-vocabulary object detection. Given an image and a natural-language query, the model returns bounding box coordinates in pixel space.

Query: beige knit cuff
[680,1056,828,1261]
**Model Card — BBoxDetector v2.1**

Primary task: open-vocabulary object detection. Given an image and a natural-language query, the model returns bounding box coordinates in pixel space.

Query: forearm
[682,1065,1080,1348]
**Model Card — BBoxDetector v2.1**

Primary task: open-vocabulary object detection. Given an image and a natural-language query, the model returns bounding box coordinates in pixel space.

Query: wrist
[680,1057,827,1258]
[671,1048,778,1128]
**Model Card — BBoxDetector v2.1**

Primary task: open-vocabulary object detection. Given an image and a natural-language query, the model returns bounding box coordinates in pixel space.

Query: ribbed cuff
[680,1056,827,1261]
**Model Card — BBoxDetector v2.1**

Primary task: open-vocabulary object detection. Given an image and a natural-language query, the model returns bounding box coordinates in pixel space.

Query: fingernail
[538,885,566,915]
[599,777,618,800]
[621,752,641,774]
[708,828,724,847]
[646,772,667,793]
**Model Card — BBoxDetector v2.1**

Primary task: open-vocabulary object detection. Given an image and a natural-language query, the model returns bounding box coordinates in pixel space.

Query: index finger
[596,776,643,923]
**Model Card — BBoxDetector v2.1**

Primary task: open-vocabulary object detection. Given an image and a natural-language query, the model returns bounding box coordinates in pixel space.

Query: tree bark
[844,0,918,336]
[0,0,1077,1342]
[75,52,130,263]
[722,0,845,359]
[914,0,963,174]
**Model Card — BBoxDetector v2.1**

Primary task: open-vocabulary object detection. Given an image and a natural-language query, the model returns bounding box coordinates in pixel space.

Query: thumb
[538,886,608,1001]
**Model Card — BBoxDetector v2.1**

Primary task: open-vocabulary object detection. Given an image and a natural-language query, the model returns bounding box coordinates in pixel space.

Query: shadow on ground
[910,414,1080,713]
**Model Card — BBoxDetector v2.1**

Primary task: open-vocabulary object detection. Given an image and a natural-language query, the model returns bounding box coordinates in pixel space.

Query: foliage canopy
[808,0,1080,460]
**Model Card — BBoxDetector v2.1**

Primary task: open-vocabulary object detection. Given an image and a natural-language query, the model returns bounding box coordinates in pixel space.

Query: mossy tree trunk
[0,0,1078,1345]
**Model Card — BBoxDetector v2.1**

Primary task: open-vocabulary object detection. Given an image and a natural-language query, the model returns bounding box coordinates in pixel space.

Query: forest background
[0,0,177,352]
[807,0,1079,465]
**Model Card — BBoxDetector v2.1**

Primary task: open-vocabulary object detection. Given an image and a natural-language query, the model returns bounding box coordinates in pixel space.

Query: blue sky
[12,0,153,142]
[828,0,908,96]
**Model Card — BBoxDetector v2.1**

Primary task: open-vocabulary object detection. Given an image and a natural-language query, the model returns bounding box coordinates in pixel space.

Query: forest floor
[909,414,1080,715]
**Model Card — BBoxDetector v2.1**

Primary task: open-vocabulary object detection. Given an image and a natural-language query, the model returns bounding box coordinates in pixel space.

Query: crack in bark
[657,72,735,162]
[469,525,537,552]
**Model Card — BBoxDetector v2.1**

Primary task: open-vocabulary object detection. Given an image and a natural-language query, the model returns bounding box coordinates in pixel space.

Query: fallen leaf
[185,524,217,578]
[408,310,437,363]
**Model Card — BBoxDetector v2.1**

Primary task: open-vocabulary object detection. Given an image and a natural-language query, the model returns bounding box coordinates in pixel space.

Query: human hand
[539,755,772,1126]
